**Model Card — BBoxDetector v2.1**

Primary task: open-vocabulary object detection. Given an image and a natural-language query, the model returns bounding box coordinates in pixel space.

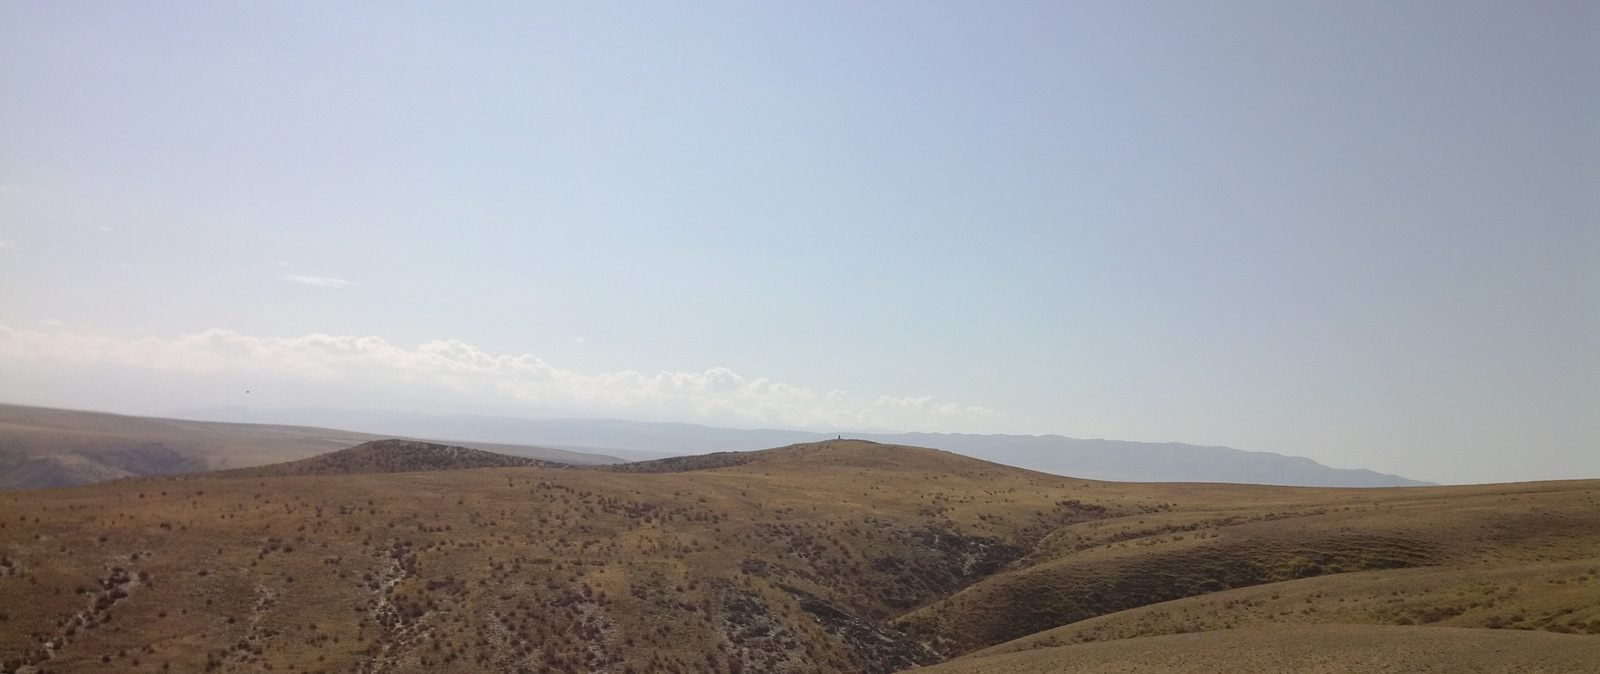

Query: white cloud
[0,238,13,249]
[0,325,1012,432]
[283,275,353,288]
[874,394,1001,420]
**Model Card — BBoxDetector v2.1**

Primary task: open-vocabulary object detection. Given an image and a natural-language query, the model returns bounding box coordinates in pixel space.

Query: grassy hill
[0,439,1595,674]
[0,404,619,490]
[892,478,1600,656]
[221,440,566,477]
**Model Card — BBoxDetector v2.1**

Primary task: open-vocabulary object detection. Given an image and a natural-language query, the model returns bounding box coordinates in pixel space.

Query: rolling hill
[221,440,567,478]
[0,403,620,490]
[0,439,1594,674]
[173,406,1431,486]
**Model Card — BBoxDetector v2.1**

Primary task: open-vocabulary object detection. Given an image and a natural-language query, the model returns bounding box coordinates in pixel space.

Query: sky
[1,2,1595,485]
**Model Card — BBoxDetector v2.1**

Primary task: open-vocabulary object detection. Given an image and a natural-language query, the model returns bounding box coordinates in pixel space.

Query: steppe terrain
[1,439,1596,673]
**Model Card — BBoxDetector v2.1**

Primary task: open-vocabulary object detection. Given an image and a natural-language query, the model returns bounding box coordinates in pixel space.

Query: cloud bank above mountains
[0,324,1005,432]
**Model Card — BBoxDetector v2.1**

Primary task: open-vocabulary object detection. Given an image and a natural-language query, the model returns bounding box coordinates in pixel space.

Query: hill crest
[605,439,1043,477]
[224,438,562,477]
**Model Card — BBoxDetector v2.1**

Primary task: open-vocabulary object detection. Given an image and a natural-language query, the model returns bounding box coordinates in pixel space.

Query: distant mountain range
[172,406,1433,487]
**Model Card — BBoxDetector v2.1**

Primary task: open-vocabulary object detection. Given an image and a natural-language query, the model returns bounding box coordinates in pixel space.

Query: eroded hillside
[0,441,1149,673]
[1,440,1596,674]
[895,479,1600,656]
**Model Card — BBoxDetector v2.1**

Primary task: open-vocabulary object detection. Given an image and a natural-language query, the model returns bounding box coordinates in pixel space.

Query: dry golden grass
[910,624,1600,673]
[972,559,1600,653]
[1,438,1596,674]
[895,478,1600,657]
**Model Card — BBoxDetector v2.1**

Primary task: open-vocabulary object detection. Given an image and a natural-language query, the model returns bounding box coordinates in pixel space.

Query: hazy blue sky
[2,2,1595,484]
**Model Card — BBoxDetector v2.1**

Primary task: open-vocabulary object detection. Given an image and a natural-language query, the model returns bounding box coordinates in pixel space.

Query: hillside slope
[0,440,1139,674]
[894,478,1600,656]
[911,625,1600,674]
[0,440,1593,674]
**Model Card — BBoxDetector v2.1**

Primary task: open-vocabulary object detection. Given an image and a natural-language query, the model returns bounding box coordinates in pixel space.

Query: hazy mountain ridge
[175,406,1432,486]
[879,433,1431,487]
